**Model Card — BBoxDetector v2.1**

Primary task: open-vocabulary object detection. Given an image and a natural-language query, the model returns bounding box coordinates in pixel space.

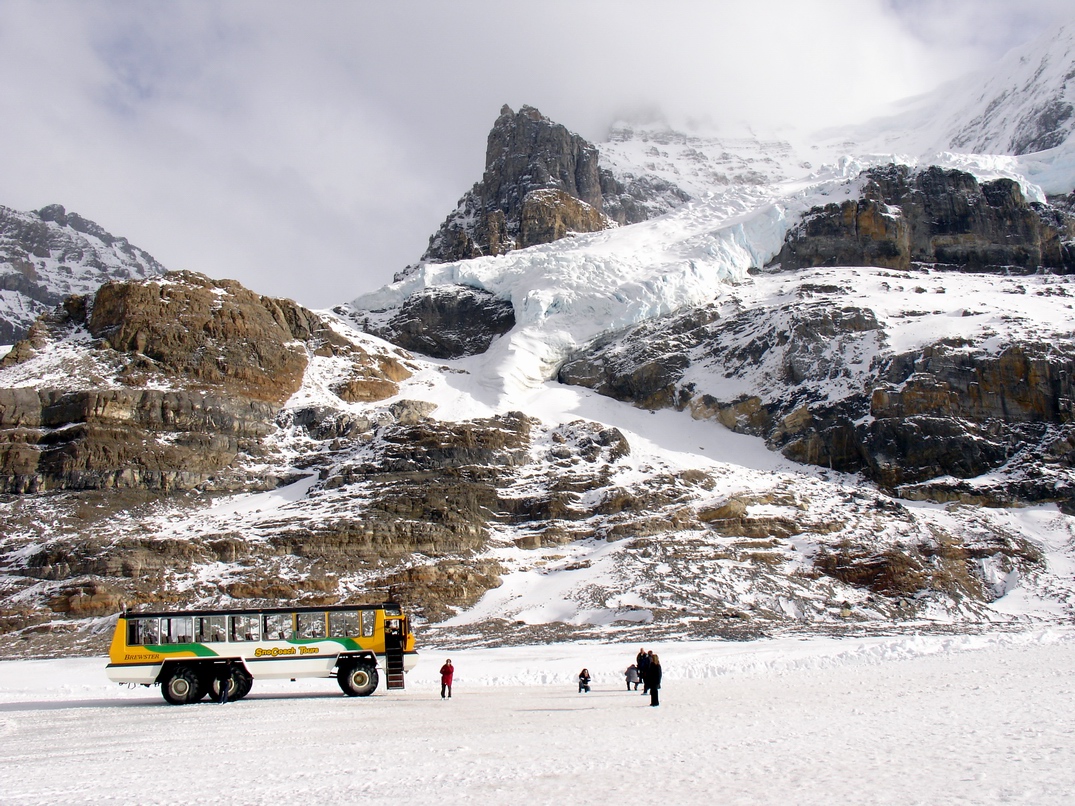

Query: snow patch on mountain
[831,19,1075,193]
[0,204,165,341]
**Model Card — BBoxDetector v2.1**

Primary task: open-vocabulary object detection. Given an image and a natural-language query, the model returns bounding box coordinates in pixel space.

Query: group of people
[442,652,662,706]
[576,648,662,706]
[624,647,662,706]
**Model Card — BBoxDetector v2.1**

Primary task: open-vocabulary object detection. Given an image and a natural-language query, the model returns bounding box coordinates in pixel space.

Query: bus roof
[118,602,404,619]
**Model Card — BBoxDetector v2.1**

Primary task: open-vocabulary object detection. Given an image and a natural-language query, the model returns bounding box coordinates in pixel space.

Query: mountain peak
[945,21,1075,156]
[419,104,612,265]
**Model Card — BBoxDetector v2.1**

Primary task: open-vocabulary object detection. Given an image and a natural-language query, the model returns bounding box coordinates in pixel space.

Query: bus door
[383,616,405,689]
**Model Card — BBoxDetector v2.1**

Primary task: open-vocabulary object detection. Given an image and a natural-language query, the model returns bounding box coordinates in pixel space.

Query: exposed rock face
[421,105,619,264]
[0,271,411,493]
[0,387,276,493]
[0,410,683,631]
[772,165,1075,274]
[85,271,315,404]
[598,171,692,227]
[558,270,1075,509]
[359,284,515,359]
[0,203,165,343]
[810,341,1075,493]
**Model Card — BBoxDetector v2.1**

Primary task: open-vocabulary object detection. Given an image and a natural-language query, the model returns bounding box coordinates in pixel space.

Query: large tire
[162,666,203,705]
[338,663,379,697]
[232,667,253,701]
[207,665,252,702]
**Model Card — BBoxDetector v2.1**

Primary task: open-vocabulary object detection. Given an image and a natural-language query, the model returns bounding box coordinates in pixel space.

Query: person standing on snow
[217,661,233,704]
[643,654,662,706]
[638,650,652,695]
[440,659,454,699]
[625,663,640,690]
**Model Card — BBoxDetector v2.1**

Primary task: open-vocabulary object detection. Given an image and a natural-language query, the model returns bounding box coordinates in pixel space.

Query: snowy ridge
[829,19,1075,194]
[0,203,165,341]
[943,21,1075,156]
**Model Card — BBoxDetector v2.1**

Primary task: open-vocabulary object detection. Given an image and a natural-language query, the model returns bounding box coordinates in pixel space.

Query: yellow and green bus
[106,602,417,704]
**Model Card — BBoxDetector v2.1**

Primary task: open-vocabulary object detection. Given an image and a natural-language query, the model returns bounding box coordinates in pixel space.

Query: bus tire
[161,666,203,705]
[232,667,253,700]
[338,663,378,697]
[207,665,252,702]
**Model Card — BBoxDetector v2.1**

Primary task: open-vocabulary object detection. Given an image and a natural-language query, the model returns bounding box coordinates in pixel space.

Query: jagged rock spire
[421,105,611,264]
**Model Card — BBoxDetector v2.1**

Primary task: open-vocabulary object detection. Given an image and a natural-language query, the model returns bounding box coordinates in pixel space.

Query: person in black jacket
[578,668,591,693]
[643,654,662,706]
[638,649,651,695]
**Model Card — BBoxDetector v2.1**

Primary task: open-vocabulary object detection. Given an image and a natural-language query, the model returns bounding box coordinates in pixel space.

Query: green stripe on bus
[146,643,219,657]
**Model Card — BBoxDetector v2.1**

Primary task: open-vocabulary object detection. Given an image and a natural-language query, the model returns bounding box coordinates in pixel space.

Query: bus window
[195,615,226,643]
[328,610,359,637]
[265,613,292,641]
[160,616,193,644]
[230,614,261,642]
[297,612,327,639]
[127,617,159,646]
[361,610,375,638]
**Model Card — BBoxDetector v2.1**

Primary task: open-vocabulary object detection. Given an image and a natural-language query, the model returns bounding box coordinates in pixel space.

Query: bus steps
[385,648,406,690]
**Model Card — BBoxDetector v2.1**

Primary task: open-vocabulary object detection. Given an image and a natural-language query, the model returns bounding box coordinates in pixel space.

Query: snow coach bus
[106,602,417,704]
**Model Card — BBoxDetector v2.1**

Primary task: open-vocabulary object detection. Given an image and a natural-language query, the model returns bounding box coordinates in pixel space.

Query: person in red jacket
[440,659,454,699]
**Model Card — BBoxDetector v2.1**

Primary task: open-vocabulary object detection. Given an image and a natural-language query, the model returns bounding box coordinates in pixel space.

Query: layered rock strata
[559,263,1075,509]
[0,271,410,493]
[772,165,1075,274]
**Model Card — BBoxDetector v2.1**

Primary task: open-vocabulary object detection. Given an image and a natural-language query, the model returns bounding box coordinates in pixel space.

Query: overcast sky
[0,0,1071,309]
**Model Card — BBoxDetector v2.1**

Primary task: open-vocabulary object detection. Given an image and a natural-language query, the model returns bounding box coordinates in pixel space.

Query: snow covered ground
[2,630,1074,805]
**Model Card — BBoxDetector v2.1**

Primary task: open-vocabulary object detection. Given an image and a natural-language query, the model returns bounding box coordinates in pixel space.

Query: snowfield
[2,631,1074,805]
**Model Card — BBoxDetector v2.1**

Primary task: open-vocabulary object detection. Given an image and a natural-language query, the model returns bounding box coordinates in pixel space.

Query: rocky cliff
[421,105,616,264]
[772,165,1075,274]
[0,271,409,494]
[353,284,516,360]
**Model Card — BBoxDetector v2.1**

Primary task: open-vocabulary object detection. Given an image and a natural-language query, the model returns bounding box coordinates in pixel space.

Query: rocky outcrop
[359,284,515,359]
[0,271,412,493]
[784,341,1075,494]
[421,105,621,264]
[598,172,692,227]
[0,387,276,493]
[772,165,1075,274]
[815,529,1043,602]
[84,271,317,404]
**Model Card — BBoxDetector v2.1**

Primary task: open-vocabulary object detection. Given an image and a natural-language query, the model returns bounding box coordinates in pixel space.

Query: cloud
[0,1,1067,308]
[885,0,1073,57]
